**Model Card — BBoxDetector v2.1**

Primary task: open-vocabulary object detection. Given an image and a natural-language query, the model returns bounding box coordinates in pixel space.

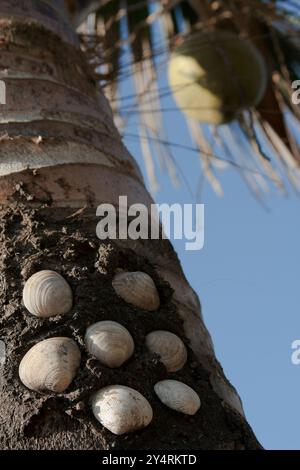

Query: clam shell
[23,270,73,318]
[19,337,81,393]
[85,320,134,368]
[154,380,200,415]
[146,330,187,372]
[92,385,153,435]
[112,271,160,311]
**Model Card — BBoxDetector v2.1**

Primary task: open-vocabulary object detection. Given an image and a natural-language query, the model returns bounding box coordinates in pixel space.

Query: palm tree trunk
[0,0,260,450]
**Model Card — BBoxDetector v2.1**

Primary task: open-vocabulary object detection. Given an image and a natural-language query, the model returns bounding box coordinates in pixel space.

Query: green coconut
[168,31,268,125]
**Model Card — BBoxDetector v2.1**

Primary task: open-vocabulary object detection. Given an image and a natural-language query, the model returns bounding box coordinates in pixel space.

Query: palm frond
[65,0,300,199]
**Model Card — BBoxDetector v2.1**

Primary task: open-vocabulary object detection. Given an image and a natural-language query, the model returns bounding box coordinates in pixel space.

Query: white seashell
[19,337,81,393]
[154,380,201,415]
[92,385,153,435]
[145,330,187,372]
[112,271,160,311]
[23,270,73,318]
[85,321,134,368]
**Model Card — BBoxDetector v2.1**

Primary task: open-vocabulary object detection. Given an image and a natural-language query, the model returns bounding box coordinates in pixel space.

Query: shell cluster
[17,268,201,436]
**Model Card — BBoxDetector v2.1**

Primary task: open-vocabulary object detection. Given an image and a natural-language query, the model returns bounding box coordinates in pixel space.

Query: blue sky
[122,75,300,450]
[125,130,300,450]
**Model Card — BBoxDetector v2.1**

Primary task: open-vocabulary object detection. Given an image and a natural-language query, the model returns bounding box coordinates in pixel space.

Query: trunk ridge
[0,0,261,450]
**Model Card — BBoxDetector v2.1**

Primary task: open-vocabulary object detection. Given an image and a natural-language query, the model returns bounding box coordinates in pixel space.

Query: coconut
[168,31,268,124]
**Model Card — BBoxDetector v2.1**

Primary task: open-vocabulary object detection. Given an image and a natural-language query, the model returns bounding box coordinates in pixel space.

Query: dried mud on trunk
[0,202,261,450]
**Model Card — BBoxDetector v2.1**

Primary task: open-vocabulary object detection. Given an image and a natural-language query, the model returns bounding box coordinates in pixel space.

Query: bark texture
[0,203,261,450]
[0,0,261,449]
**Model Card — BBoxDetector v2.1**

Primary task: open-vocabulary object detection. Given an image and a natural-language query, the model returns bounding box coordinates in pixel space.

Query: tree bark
[0,0,260,450]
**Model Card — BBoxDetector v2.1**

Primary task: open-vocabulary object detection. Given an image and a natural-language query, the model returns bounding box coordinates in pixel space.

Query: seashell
[92,385,153,435]
[112,271,160,311]
[19,337,81,393]
[154,380,201,415]
[145,330,187,372]
[23,270,73,318]
[85,320,134,368]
